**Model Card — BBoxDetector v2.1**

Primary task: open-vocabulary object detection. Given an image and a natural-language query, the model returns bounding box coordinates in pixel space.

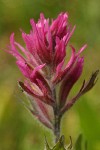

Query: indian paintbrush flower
[7,12,99,143]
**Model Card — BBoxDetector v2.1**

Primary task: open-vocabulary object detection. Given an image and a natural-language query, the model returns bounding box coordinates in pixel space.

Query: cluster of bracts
[8,12,99,131]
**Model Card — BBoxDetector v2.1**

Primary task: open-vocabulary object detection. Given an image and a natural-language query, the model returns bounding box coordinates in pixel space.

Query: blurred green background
[0,0,100,150]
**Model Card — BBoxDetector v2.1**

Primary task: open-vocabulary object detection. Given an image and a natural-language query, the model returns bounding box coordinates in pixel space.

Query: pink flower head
[8,12,99,130]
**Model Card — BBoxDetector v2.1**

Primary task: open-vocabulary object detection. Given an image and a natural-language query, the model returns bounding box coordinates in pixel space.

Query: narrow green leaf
[84,140,88,150]
[67,136,72,150]
[75,134,82,150]
[45,136,51,150]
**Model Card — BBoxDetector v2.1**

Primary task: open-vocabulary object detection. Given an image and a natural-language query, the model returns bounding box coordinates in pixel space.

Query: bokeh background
[0,0,100,150]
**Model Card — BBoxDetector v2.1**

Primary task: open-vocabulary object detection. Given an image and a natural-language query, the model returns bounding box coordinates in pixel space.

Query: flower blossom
[8,12,99,131]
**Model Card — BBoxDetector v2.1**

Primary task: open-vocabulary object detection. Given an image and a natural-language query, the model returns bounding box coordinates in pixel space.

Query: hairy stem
[52,88,61,143]
[54,106,61,143]
[49,65,61,143]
